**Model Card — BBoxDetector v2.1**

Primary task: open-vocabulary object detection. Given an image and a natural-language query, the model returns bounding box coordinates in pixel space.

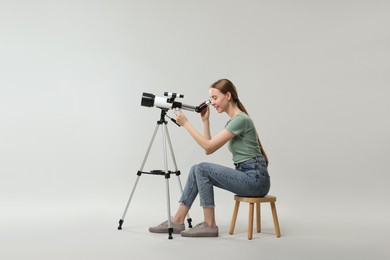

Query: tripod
[117,109,192,239]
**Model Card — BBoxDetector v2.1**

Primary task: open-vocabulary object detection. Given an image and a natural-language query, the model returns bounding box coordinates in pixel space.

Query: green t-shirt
[225,112,263,164]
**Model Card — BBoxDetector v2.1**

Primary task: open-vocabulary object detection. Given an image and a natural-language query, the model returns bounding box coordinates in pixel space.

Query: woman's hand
[174,109,188,126]
[200,103,210,122]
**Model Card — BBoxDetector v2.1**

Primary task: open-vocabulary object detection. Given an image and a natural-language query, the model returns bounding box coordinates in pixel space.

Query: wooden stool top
[234,195,277,203]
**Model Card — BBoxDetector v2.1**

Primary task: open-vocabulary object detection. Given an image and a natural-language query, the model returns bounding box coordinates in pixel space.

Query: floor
[1,200,388,260]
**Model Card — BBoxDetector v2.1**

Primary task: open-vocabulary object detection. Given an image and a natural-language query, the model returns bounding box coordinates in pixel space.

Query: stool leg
[270,201,281,238]
[229,201,240,235]
[256,202,261,233]
[248,202,254,240]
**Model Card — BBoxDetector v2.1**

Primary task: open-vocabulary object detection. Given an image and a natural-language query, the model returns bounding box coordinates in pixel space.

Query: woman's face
[209,88,230,113]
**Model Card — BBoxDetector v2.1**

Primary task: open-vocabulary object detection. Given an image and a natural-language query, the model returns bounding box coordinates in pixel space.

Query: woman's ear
[225,92,232,101]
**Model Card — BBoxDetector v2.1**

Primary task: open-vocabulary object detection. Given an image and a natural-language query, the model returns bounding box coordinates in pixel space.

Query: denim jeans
[179,157,270,208]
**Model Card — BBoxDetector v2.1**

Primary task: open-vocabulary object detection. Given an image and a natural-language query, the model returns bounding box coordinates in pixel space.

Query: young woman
[149,79,270,237]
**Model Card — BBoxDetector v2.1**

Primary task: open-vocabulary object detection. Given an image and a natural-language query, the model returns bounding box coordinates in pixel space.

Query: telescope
[141,92,210,113]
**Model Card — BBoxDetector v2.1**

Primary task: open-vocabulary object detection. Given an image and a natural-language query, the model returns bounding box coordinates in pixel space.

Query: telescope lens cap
[141,92,155,107]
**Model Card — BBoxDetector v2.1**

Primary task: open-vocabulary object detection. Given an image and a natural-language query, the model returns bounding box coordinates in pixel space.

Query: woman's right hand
[174,109,188,126]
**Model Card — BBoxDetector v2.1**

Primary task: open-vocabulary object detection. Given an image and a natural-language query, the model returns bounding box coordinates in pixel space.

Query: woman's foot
[149,220,185,234]
[180,222,218,237]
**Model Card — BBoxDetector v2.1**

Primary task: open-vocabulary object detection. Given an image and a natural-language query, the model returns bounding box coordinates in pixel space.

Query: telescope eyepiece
[195,100,211,113]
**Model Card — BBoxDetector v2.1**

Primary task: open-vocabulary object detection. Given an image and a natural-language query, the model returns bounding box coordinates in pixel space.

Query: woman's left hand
[200,105,209,121]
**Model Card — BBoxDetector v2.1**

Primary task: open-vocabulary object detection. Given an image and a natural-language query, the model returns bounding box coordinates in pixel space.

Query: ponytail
[237,100,269,167]
[257,134,269,167]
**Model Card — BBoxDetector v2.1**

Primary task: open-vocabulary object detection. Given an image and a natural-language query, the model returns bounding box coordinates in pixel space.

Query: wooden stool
[229,195,281,240]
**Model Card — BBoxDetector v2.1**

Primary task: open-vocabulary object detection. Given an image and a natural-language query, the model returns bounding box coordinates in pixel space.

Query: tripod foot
[187,218,193,228]
[168,228,173,239]
[118,219,124,230]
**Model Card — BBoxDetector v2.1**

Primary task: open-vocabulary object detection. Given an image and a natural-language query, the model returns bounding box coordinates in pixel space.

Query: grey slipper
[180,222,218,237]
[149,220,185,234]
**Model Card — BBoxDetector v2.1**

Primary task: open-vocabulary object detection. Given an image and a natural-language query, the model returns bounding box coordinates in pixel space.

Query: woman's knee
[187,164,199,179]
[197,162,214,171]
[195,162,214,178]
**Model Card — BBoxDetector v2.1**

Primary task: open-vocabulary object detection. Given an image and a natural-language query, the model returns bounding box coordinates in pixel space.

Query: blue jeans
[179,157,270,208]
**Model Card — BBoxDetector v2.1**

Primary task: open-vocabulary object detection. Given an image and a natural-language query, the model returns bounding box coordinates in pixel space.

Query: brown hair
[210,79,269,166]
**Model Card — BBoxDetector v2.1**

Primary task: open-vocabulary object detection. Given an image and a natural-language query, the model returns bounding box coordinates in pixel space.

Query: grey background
[1,0,389,259]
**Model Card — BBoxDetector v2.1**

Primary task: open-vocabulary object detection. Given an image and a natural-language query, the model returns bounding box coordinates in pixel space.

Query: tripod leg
[162,124,174,239]
[164,124,192,228]
[118,124,160,230]
[118,176,141,230]
[165,176,173,239]
[139,124,160,171]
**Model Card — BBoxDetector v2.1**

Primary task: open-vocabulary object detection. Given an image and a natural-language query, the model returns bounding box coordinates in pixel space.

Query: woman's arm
[201,106,211,140]
[202,119,212,141]
[175,109,235,154]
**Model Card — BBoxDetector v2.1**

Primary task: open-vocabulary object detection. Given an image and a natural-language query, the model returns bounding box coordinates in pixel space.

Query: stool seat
[229,195,281,240]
